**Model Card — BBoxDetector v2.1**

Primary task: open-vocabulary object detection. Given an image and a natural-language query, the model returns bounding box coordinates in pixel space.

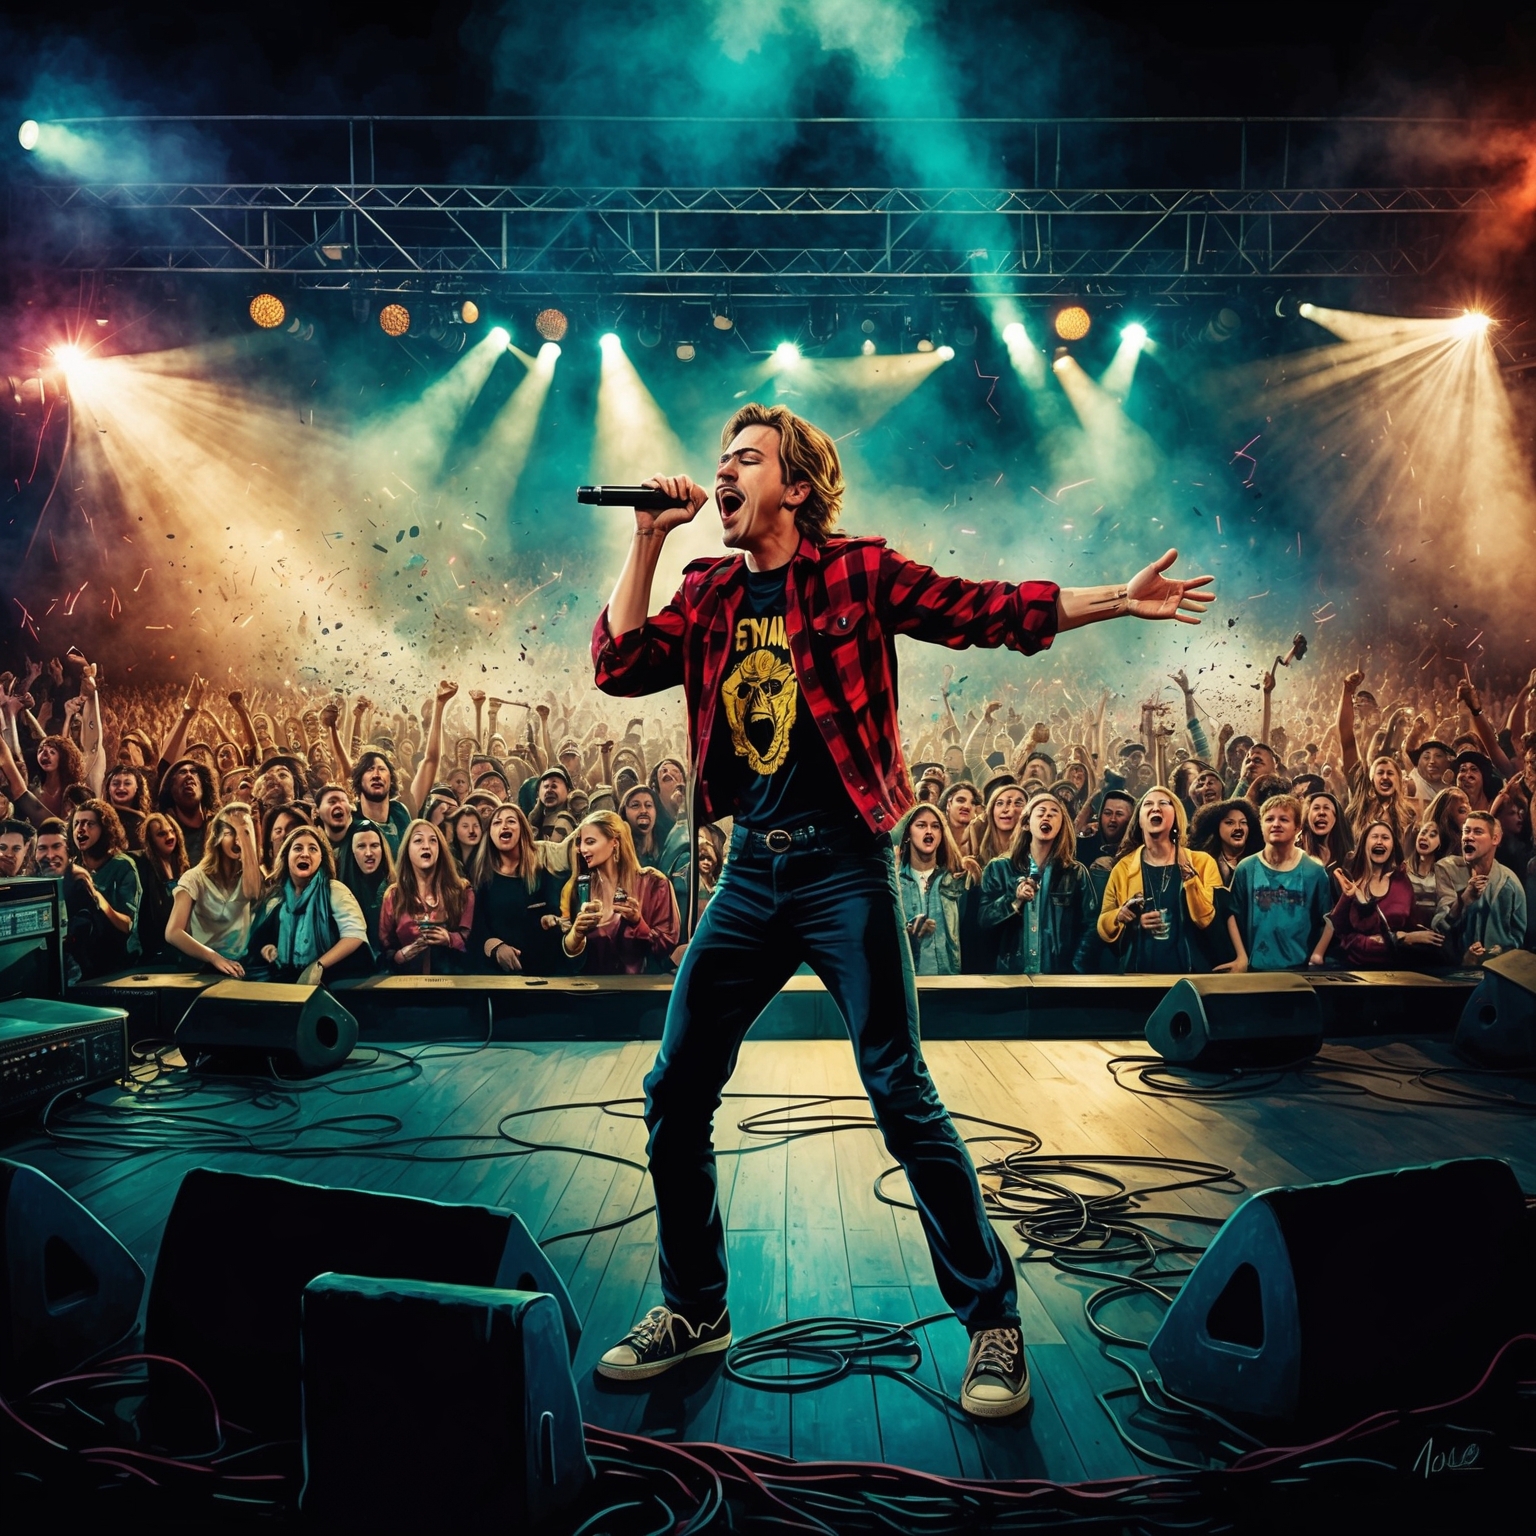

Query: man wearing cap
[1019,750,1056,790]
[588,400,1214,1416]
[1407,739,1455,804]
[529,767,577,842]
[1077,788,1135,870]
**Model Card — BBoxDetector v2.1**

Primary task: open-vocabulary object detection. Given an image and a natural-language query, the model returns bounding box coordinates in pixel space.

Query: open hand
[1125,550,1216,624]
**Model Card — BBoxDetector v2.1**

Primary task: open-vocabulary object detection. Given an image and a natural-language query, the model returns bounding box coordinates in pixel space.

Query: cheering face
[991,789,1026,838]
[489,808,522,854]
[578,824,617,872]
[696,831,721,883]
[150,821,179,858]
[36,742,58,774]
[1307,796,1336,837]
[1363,824,1395,866]
[1443,790,1470,831]
[71,811,101,855]
[407,825,440,873]
[1139,791,1177,841]
[453,814,483,850]
[1242,745,1277,782]
[1418,746,1450,780]
[0,832,28,876]
[1461,819,1497,862]
[654,761,686,816]
[1370,758,1400,798]
[107,770,138,807]
[539,775,568,808]
[715,424,801,550]
[268,811,303,854]
[624,793,656,835]
[945,787,976,830]
[318,791,353,833]
[170,763,203,808]
[1414,822,1442,859]
[286,832,323,883]
[907,809,944,858]
[351,830,385,877]
[1219,808,1250,854]
[1027,797,1064,845]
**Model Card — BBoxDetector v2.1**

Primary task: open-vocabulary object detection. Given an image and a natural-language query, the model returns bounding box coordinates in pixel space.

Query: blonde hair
[384,818,470,928]
[721,402,845,544]
[561,810,653,919]
[469,802,541,892]
[1006,790,1079,869]
[897,804,969,877]
[198,802,254,892]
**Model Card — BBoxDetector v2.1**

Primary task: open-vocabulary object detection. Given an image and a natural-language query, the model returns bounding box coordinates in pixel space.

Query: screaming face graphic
[724,647,798,775]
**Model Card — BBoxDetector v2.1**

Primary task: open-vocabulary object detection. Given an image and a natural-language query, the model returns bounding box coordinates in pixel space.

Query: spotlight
[916,337,935,353]
[1054,306,1091,341]
[1121,322,1147,347]
[538,342,562,362]
[379,303,411,338]
[535,307,569,342]
[1002,321,1026,345]
[936,345,955,360]
[861,338,875,356]
[51,344,83,371]
[773,342,801,367]
[675,341,697,362]
[18,120,39,151]
[489,326,510,347]
[249,293,287,329]
[1196,307,1242,345]
[711,296,734,332]
[455,300,480,325]
[1451,310,1491,338]
[599,331,621,351]
[1298,301,1317,320]
[1052,355,1069,372]
[860,317,877,335]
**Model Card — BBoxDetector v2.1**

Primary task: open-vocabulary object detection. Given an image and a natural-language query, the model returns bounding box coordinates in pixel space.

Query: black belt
[734,820,874,855]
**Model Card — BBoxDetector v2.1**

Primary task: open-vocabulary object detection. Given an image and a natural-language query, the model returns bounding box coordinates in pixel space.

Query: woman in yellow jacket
[1096,786,1223,973]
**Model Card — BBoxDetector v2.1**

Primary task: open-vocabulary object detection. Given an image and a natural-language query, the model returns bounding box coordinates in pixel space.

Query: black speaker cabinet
[0,1159,144,1393]
[1150,1158,1533,1429]
[145,1168,580,1443]
[1145,974,1323,1067]
[1455,950,1536,1067]
[175,980,357,1076]
[301,1274,591,1533]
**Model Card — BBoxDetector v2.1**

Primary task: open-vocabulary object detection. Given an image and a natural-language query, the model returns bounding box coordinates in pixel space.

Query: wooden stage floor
[10,1033,1535,1485]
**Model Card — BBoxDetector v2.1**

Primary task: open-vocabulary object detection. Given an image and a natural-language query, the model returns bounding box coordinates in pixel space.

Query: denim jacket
[896,862,966,974]
[978,854,1097,974]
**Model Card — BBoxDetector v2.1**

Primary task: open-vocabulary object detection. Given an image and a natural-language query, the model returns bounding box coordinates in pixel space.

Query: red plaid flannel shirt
[591,533,1059,834]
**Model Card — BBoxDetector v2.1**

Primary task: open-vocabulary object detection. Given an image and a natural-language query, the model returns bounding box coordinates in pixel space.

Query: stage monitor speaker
[174,980,357,1076]
[0,1159,144,1393]
[1455,950,1536,1068]
[301,1274,591,1533]
[145,1169,580,1443]
[1149,1157,1533,1430]
[1145,974,1322,1067]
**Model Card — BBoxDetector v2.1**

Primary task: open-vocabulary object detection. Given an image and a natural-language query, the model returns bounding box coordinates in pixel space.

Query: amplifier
[0,999,128,1119]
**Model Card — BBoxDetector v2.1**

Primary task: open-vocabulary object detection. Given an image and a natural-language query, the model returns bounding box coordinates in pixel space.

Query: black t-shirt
[704,565,849,830]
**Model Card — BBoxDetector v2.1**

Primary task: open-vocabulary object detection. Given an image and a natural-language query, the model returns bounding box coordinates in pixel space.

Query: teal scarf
[275,874,334,971]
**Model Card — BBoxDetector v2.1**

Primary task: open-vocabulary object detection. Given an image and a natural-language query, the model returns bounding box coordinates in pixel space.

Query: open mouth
[717,486,745,516]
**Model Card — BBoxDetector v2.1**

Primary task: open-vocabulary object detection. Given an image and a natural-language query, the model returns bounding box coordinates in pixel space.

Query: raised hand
[1125,550,1216,624]
[436,679,459,706]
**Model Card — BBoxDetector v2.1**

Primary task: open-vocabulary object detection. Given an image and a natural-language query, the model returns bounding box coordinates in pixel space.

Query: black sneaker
[596,1305,732,1381]
[960,1325,1031,1418]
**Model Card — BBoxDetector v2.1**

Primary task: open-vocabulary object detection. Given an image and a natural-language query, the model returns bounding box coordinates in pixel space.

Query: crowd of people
[0,639,1531,988]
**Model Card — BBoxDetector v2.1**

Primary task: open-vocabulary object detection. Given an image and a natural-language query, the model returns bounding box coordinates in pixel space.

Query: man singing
[590,402,1213,1418]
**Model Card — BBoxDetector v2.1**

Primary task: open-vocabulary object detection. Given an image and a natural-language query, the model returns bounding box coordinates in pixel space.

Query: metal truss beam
[17,181,1493,290]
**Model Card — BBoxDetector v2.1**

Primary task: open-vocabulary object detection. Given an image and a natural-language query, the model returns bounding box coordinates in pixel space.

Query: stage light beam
[1122,323,1147,347]
[773,342,801,368]
[1452,311,1491,339]
[489,326,510,347]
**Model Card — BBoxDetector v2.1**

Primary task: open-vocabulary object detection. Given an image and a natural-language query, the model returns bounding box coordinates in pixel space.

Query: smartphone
[614,887,627,905]
[1126,894,1148,914]
[576,873,592,907]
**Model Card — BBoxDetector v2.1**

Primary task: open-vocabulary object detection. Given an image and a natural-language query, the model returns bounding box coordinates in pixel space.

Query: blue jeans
[642,823,1019,1333]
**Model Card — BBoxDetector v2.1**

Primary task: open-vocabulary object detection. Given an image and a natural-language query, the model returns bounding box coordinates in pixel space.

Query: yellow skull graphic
[723,647,798,775]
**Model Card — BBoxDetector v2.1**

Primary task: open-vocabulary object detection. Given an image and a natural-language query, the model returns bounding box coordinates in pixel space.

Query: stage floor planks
[8,1034,1534,1485]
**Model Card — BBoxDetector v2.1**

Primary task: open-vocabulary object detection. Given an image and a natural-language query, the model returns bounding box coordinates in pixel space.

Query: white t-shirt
[326,881,369,942]
[175,866,254,960]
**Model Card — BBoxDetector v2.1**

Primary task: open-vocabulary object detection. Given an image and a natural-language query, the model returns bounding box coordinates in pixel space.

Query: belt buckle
[764,828,793,853]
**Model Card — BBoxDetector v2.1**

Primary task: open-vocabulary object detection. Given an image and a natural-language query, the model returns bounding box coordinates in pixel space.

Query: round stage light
[536,307,569,342]
[538,342,562,363]
[1298,301,1316,319]
[18,120,40,151]
[379,303,411,338]
[489,325,510,347]
[915,336,935,353]
[1002,322,1026,345]
[458,300,480,325]
[860,317,877,335]
[711,296,734,331]
[249,293,287,329]
[937,345,955,360]
[52,343,83,371]
[1054,306,1091,341]
[599,331,621,350]
[773,342,801,367]
[1451,310,1491,338]
[1122,322,1147,346]
[675,341,697,361]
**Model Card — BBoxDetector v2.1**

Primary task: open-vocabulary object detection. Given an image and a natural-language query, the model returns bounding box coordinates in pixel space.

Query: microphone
[576,485,691,511]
